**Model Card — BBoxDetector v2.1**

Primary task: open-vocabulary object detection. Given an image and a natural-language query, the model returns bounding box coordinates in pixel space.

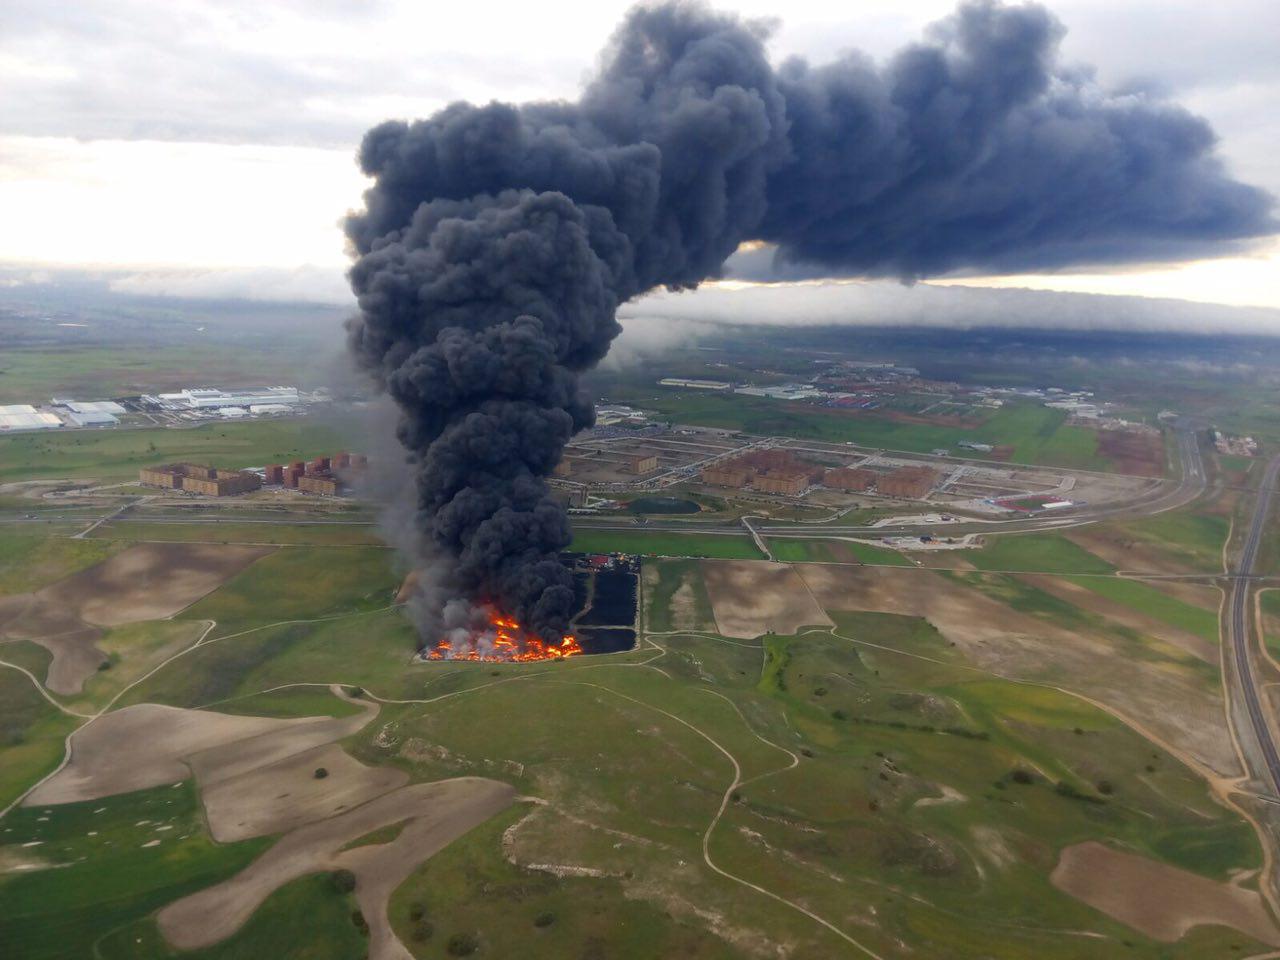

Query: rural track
[1226,453,1280,796]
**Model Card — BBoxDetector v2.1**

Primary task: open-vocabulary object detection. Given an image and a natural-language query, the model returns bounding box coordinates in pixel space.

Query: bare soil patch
[0,543,271,694]
[670,580,702,632]
[41,542,274,626]
[1052,841,1280,944]
[796,564,1237,775]
[158,778,516,960]
[1097,430,1165,478]
[27,692,379,807]
[700,560,832,639]
[0,595,105,695]
[201,741,408,843]
[26,705,312,804]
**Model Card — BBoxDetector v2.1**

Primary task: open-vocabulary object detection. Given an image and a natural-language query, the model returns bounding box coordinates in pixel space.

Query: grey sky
[1,0,1277,316]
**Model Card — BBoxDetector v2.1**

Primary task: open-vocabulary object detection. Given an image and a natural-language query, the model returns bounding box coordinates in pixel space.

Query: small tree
[447,933,479,956]
[314,767,329,779]
[331,869,357,893]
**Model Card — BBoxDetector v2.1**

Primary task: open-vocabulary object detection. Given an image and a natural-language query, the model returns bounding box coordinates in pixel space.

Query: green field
[767,537,911,566]
[963,534,1114,575]
[0,512,1269,960]
[569,528,764,559]
[1064,576,1220,643]
[0,782,272,960]
[633,393,1114,471]
[177,545,400,637]
[0,531,124,593]
[1109,510,1231,572]
[642,559,717,633]
[0,418,355,484]
[91,520,385,547]
[0,345,334,405]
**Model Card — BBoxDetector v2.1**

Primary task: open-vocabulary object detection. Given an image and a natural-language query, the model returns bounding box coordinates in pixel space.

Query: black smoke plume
[345,0,1274,646]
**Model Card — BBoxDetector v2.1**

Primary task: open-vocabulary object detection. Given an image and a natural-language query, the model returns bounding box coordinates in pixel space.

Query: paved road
[577,426,1207,541]
[1226,454,1280,794]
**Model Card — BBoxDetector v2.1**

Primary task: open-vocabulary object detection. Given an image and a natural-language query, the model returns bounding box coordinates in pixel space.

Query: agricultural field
[4,506,1269,958]
[766,537,911,566]
[0,373,1274,959]
[960,534,1115,576]
[0,417,357,484]
[0,344,334,406]
[569,528,764,559]
[89,520,386,547]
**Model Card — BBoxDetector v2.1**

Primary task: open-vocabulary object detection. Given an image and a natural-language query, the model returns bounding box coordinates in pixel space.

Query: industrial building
[59,400,126,416]
[155,386,301,409]
[658,378,731,391]
[64,409,120,427]
[0,405,63,431]
[139,463,262,496]
[823,467,876,492]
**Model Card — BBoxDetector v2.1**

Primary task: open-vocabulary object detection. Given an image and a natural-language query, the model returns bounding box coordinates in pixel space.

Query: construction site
[553,425,756,490]
[140,452,369,498]
[139,464,262,497]
[264,452,368,496]
[546,422,1155,516]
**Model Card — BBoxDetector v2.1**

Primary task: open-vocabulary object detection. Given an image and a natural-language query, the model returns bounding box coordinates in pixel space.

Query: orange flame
[425,608,583,662]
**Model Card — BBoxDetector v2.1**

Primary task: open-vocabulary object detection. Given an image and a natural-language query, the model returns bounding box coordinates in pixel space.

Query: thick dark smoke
[345,0,1275,645]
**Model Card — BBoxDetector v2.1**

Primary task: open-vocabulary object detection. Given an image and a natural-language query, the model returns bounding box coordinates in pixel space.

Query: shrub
[1010,769,1034,785]
[1096,780,1114,795]
[314,767,329,779]
[411,921,434,942]
[447,933,479,956]
[832,709,847,721]
[331,869,357,893]
[534,912,556,928]
[1056,780,1105,803]
[409,902,426,921]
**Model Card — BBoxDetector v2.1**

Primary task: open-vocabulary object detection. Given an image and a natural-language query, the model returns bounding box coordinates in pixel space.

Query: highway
[1226,453,1280,795]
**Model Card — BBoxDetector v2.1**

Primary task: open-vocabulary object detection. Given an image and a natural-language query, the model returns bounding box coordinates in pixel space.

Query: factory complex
[0,399,128,431]
[0,385,326,433]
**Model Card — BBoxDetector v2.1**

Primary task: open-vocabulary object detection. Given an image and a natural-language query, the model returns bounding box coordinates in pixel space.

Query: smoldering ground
[343,0,1275,649]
